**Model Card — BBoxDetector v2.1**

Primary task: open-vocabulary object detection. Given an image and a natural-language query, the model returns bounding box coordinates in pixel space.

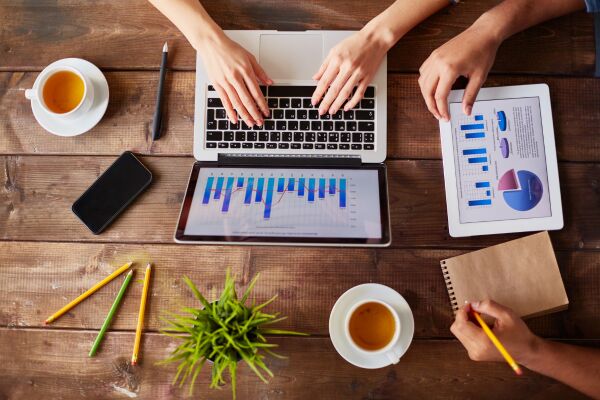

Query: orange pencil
[471,310,523,376]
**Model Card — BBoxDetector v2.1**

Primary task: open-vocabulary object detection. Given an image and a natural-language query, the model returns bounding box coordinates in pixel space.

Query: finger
[313,58,329,81]
[329,72,360,113]
[455,304,470,323]
[250,56,272,85]
[320,68,353,114]
[434,73,457,122]
[224,83,255,127]
[244,73,269,118]
[344,80,368,111]
[232,77,263,125]
[418,71,441,120]
[461,73,485,116]
[451,316,484,345]
[214,84,237,124]
[312,63,339,107]
[471,299,513,321]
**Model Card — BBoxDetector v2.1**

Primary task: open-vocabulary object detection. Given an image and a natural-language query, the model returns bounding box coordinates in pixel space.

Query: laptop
[175,31,391,247]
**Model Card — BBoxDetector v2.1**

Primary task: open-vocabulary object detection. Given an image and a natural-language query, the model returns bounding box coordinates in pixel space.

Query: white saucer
[329,284,415,369]
[30,58,109,136]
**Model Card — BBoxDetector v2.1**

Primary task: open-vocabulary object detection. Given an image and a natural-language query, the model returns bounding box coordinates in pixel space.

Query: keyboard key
[207,109,215,121]
[356,110,375,120]
[319,113,331,120]
[343,110,355,120]
[335,121,345,131]
[291,143,301,149]
[323,121,333,131]
[327,144,338,150]
[328,132,339,142]
[206,142,217,148]
[364,132,375,142]
[268,98,278,108]
[305,132,315,142]
[297,110,308,119]
[293,132,304,142]
[311,121,322,131]
[276,121,287,130]
[339,144,350,150]
[267,143,277,149]
[218,142,229,148]
[242,143,253,148]
[291,98,302,108]
[270,132,281,141]
[273,110,284,119]
[268,86,315,97]
[303,143,314,149]
[264,120,275,130]
[259,132,269,142]
[235,131,245,141]
[347,121,357,131]
[317,132,327,142]
[206,131,222,141]
[280,98,290,108]
[303,98,313,108]
[360,99,375,109]
[242,121,252,130]
[252,124,263,130]
[364,87,375,98]
[352,132,363,142]
[247,131,257,141]
[359,122,375,131]
[254,143,265,149]
[309,110,319,119]
[315,143,325,149]
[341,132,351,142]
[216,109,226,119]
[300,121,310,130]
[351,144,362,150]
[206,120,217,130]
[285,110,296,119]
[207,98,222,107]
[218,120,228,130]
[364,144,374,150]
[230,142,241,148]
[282,132,292,142]
[207,85,215,91]
[332,111,343,120]
[288,121,298,130]
[224,131,234,141]
[278,143,290,149]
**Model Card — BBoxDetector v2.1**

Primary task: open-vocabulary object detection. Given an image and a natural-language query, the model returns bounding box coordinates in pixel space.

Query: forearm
[473,0,586,42]
[361,0,449,50]
[524,339,600,398]
[148,0,224,50]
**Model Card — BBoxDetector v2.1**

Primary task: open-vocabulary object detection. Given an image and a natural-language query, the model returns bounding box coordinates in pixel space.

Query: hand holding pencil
[451,300,540,374]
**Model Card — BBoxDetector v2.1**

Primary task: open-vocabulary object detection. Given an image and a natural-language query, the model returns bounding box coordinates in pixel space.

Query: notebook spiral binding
[440,260,459,312]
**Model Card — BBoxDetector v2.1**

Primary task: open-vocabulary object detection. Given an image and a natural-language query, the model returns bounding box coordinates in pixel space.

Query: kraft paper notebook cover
[440,231,569,319]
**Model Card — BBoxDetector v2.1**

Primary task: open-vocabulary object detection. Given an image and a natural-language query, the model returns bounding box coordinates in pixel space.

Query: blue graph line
[463,148,486,155]
[222,177,234,212]
[486,190,491,196]
[468,157,488,164]
[318,178,326,199]
[468,199,492,206]
[264,178,274,219]
[203,177,214,204]
[482,165,489,172]
[277,177,285,193]
[475,182,490,188]
[298,178,305,196]
[340,178,347,208]
[244,177,254,204]
[474,115,483,121]
[308,178,315,202]
[461,123,485,130]
[466,132,485,139]
[288,178,295,192]
[236,177,244,188]
[214,177,224,199]
[255,177,264,202]
[329,178,336,195]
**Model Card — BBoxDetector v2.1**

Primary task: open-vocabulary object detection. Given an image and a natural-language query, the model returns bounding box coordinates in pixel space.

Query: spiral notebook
[440,231,568,319]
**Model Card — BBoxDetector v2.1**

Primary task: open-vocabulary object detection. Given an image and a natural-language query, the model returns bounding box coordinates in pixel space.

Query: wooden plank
[1,156,599,250]
[0,329,593,399]
[1,242,599,339]
[2,72,600,162]
[0,1,594,75]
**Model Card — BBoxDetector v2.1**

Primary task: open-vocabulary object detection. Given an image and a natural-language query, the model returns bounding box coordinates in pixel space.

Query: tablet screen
[449,97,552,223]
[180,166,385,241]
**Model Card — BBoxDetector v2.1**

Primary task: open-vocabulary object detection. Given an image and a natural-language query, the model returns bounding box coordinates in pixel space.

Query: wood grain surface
[1,72,600,161]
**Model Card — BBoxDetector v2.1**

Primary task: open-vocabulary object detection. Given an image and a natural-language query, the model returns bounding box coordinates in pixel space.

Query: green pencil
[89,269,134,357]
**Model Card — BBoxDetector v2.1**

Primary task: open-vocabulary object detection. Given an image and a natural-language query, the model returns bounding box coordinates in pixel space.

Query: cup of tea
[344,299,402,363]
[25,65,94,119]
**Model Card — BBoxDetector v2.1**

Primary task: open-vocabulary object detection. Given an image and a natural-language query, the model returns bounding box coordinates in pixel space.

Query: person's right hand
[197,34,272,127]
[418,23,502,121]
[450,300,540,365]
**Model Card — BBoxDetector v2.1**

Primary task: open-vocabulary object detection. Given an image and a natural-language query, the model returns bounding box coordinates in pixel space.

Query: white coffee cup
[25,65,94,120]
[344,298,402,364]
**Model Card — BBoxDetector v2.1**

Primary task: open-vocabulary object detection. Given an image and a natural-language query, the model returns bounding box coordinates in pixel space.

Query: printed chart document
[449,97,551,223]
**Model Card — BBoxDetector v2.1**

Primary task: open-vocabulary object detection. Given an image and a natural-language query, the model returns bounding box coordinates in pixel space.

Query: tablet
[175,163,391,246]
[439,84,563,237]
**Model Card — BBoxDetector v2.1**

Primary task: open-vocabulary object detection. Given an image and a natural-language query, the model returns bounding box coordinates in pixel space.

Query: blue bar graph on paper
[340,179,347,208]
[264,178,274,219]
[255,177,264,202]
[475,182,490,188]
[329,178,336,195]
[244,177,254,204]
[214,177,224,199]
[461,123,485,130]
[319,178,325,199]
[463,148,486,155]
[466,132,485,139]
[298,178,305,196]
[486,190,491,196]
[203,177,214,204]
[468,199,492,206]
[474,115,483,121]
[482,165,489,172]
[277,177,285,193]
[237,177,244,188]
[468,157,488,164]
[288,178,295,192]
[308,178,315,202]
[222,177,234,212]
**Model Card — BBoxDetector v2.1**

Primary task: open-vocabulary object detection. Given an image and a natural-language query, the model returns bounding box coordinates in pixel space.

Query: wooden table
[1,1,599,399]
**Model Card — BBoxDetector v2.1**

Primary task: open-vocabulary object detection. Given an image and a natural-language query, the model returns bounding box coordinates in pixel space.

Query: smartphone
[72,151,153,234]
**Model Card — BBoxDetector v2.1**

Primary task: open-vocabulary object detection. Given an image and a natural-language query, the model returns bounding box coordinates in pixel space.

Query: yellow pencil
[472,311,523,375]
[132,263,152,365]
[45,261,133,324]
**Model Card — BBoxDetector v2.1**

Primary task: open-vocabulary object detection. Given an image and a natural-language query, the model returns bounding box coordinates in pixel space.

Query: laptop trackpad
[259,34,323,80]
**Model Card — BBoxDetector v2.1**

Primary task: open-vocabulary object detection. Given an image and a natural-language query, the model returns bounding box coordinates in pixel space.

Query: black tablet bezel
[174,162,391,246]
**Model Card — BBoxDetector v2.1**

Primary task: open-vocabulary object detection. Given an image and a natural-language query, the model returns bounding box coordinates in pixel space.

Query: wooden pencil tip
[146,263,152,269]
[163,42,168,52]
[515,366,523,376]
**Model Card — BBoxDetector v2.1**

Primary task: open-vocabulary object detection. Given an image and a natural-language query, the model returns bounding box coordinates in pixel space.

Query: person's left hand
[311,31,389,115]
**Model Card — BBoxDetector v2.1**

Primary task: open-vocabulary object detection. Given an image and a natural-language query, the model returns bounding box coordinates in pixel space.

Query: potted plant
[159,269,306,398]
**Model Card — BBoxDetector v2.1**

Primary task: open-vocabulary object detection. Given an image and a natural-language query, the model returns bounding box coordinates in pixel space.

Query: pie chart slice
[498,169,518,191]
[497,111,507,131]
[502,170,543,211]
[500,138,509,158]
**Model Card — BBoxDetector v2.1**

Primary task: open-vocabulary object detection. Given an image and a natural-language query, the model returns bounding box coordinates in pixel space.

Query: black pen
[152,41,168,141]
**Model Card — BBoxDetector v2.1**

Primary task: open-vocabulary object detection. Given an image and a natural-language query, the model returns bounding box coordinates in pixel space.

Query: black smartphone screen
[72,151,152,234]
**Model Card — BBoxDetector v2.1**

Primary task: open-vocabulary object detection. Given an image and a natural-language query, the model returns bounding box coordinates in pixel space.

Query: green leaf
[183,275,210,307]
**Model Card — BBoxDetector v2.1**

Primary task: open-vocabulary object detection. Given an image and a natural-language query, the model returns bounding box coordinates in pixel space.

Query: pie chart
[500,138,510,158]
[500,170,543,211]
[497,111,507,131]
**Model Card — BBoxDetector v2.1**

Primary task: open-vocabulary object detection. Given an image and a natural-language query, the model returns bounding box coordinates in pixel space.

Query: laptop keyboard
[204,85,376,151]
